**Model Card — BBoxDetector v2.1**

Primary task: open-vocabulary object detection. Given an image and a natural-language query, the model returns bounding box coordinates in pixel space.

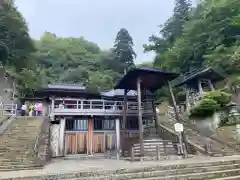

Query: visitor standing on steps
[34,102,39,116]
[38,101,43,116]
[21,103,27,116]
[29,104,34,117]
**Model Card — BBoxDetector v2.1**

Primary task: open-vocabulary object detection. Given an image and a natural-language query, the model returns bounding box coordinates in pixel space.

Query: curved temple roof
[114,68,179,92]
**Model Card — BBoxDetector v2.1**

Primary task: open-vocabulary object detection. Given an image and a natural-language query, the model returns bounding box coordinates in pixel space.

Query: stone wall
[0,68,14,104]
[35,117,51,165]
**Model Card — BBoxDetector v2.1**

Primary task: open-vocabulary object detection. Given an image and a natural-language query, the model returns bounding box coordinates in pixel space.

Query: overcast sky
[15,0,175,63]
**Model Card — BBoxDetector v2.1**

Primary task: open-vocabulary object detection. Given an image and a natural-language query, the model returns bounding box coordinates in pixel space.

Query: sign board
[174,123,184,132]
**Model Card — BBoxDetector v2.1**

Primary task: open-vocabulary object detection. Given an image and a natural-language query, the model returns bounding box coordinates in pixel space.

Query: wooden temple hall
[32,68,178,159]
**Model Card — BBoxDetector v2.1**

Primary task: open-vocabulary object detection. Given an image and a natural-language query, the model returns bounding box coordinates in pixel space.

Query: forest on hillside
[0,0,240,98]
[0,1,137,97]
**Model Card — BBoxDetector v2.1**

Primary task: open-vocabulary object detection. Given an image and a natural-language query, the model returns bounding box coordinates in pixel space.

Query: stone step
[73,166,240,180]
[133,142,174,147]
[213,175,240,180]
[6,160,240,180]
[0,117,45,171]
[133,143,174,148]
[0,164,43,171]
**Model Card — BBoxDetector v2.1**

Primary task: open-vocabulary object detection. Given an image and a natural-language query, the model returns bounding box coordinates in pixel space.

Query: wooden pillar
[198,79,204,95]
[50,97,55,121]
[116,118,120,160]
[208,80,215,91]
[88,118,93,155]
[59,117,66,156]
[137,77,144,158]
[123,89,127,134]
[167,81,188,158]
[151,93,158,133]
[185,85,190,112]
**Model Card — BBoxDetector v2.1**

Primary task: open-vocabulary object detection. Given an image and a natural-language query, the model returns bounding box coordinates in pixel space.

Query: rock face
[0,116,51,171]
[0,68,15,104]
[193,112,221,134]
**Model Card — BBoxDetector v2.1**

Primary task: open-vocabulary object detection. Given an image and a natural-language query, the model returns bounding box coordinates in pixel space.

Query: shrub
[189,90,232,119]
[204,90,232,107]
[190,98,220,118]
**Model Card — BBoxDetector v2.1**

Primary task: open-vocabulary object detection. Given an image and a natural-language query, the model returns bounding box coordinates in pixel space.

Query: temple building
[27,68,178,159]
[172,67,225,111]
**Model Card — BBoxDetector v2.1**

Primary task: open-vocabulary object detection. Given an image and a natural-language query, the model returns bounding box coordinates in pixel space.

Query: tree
[0,0,35,72]
[144,0,191,54]
[113,28,136,73]
[159,0,240,73]
[144,0,191,72]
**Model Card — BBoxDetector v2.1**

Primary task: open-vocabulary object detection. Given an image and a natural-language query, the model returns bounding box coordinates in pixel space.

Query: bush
[189,90,232,119]
[190,98,220,118]
[204,90,232,107]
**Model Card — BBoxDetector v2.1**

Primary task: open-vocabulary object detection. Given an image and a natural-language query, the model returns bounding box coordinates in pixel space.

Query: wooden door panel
[93,133,104,153]
[105,133,116,152]
[76,133,87,154]
[66,134,76,154]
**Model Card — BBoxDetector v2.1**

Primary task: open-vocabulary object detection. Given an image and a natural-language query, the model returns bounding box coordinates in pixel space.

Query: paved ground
[1,155,240,179]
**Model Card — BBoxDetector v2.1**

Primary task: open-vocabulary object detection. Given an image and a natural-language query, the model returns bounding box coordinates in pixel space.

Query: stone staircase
[0,116,50,171]
[159,117,239,156]
[4,158,240,179]
[123,126,179,160]
[131,139,178,160]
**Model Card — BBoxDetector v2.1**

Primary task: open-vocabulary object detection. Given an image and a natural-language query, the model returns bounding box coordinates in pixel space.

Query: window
[94,119,103,130]
[94,119,115,130]
[65,119,88,131]
[103,119,115,130]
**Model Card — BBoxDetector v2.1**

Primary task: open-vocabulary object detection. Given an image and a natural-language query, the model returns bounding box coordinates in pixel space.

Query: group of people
[21,102,43,116]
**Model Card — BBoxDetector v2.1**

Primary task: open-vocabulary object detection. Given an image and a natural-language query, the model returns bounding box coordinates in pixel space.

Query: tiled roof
[47,83,86,90]
[101,89,137,97]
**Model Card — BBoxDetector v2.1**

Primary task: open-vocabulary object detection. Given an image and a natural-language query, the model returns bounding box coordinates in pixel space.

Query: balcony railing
[50,99,153,116]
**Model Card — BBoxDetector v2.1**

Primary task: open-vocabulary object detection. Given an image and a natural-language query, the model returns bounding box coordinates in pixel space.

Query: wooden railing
[50,99,154,115]
[0,103,17,116]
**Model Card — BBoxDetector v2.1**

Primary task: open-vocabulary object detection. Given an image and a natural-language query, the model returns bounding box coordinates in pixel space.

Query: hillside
[0,1,138,97]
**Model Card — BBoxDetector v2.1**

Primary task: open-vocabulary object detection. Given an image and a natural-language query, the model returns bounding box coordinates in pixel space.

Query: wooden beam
[116,118,120,160]
[152,94,158,134]
[123,89,127,134]
[167,81,188,158]
[185,85,190,112]
[137,77,144,158]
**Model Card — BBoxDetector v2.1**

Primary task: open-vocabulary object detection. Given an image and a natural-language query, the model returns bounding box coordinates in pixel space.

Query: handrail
[52,99,145,111]
[171,67,209,86]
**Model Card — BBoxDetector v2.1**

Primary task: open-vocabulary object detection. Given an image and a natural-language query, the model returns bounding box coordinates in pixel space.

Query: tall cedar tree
[113,28,136,73]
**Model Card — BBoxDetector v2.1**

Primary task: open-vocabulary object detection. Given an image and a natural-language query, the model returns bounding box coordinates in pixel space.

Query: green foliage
[190,91,232,118]
[146,0,240,75]
[204,91,232,107]
[113,28,136,73]
[190,98,220,118]
[1,1,134,96]
[33,33,122,91]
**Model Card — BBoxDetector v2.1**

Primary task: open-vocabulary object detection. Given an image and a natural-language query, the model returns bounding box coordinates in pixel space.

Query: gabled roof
[114,68,179,91]
[172,67,225,87]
